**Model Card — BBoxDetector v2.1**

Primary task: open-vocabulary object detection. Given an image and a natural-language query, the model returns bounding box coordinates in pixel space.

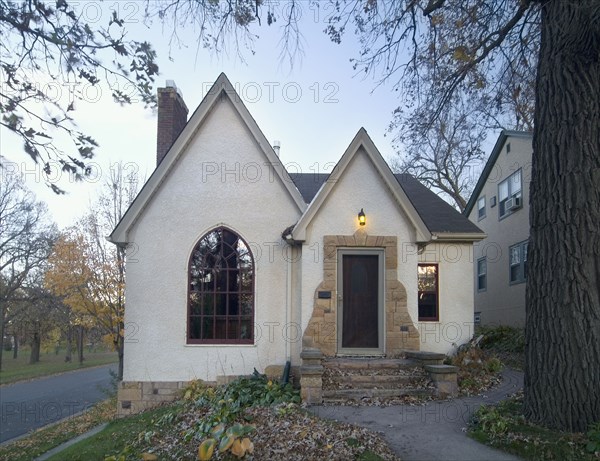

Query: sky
[0,1,493,229]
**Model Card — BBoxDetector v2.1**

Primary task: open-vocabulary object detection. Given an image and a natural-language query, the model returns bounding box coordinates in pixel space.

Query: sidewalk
[311,369,523,461]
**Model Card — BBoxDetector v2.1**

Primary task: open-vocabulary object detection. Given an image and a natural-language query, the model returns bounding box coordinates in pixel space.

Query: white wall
[299,149,475,355]
[123,97,301,382]
[299,149,420,347]
[418,243,476,354]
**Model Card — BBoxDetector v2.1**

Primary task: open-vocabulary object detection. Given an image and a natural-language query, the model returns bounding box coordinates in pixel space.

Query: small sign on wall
[318,291,332,299]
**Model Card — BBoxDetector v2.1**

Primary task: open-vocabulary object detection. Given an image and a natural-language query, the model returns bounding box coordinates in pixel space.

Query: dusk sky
[1,2,493,228]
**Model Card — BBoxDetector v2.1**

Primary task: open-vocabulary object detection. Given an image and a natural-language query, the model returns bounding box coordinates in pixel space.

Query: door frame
[336,248,385,355]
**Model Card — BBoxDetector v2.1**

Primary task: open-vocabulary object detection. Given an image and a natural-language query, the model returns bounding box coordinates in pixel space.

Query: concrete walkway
[34,423,108,461]
[311,369,523,461]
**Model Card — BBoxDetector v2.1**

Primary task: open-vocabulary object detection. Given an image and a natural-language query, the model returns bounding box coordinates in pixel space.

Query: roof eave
[430,232,488,242]
[463,130,532,216]
[109,73,307,244]
[292,128,432,243]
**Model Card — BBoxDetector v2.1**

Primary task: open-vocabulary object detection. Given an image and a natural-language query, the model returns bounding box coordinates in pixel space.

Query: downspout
[282,233,295,385]
[285,244,293,363]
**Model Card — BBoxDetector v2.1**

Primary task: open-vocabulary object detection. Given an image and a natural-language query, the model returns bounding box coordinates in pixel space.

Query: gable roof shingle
[289,172,482,235]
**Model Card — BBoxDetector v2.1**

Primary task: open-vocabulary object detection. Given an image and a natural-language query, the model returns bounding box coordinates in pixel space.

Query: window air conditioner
[506,195,522,211]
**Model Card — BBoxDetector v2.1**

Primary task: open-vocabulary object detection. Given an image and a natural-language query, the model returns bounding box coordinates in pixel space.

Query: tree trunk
[65,325,72,363]
[12,334,18,359]
[29,330,41,364]
[0,304,5,371]
[524,0,600,432]
[116,334,124,381]
[77,325,84,365]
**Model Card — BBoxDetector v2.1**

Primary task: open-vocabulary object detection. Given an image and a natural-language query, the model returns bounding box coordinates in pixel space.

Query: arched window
[188,227,254,344]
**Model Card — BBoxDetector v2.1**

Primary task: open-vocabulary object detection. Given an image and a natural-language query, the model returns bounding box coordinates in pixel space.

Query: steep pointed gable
[110,73,306,244]
[291,128,432,242]
[464,130,532,216]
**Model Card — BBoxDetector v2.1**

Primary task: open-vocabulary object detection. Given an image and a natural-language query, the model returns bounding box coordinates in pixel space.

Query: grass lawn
[469,394,600,461]
[0,348,118,385]
[47,405,174,461]
[0,398,116,461]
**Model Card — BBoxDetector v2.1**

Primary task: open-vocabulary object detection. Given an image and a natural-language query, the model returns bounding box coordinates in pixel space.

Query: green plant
[485,357,503,373]
[586,422,600,454]
[472,406,511,438]
[198,423,255,460]
[179,374,300,446]
[183,379,208,401]
[477,326,525,353]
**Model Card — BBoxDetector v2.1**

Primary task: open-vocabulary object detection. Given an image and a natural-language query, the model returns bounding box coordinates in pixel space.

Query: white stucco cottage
[110,73,485,413]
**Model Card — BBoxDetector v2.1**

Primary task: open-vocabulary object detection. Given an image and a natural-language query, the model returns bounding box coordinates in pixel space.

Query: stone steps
[321,355,436,402]
[299,349,456,404]
[324,357,417,370]
[322,387,433,402]
[332,373,419,388]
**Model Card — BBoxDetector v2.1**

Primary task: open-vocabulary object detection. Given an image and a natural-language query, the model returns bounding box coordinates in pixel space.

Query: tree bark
[12,334,18,359]
[77,325,84,365]
[117,333,124,381]
[524,0,600,432]
[65,325,72,363]
[29,329,41,364]
[0,304,5,371]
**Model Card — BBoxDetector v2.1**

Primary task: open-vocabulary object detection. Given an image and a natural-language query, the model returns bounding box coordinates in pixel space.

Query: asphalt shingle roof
[288,172,482,235]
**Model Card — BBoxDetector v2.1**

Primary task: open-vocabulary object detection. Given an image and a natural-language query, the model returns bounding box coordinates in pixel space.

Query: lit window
[418,264,438,321]
[188,227,254,344]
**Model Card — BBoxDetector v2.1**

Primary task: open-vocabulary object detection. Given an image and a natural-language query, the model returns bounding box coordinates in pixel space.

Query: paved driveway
[0,364,116,444]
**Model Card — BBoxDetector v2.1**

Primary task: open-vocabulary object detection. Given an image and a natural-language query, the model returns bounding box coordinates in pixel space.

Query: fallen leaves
[130,404,400,460]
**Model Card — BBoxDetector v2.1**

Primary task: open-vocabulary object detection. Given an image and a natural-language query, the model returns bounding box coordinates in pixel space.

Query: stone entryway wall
[301,229,420,357]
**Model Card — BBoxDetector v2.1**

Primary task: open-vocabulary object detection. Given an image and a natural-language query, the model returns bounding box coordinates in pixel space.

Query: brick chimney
[157,80,189,166]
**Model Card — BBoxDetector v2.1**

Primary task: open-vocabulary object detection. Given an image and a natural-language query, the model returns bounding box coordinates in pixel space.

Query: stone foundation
[117,381,187,417]
[117,363,301,416]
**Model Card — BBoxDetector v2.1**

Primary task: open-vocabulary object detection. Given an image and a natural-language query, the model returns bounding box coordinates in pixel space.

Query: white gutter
[285,246,293,362]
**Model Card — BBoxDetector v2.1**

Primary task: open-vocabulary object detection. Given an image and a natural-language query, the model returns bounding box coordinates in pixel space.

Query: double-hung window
[499,170,522,218]
[477,258,487,291]
[477,196,486,220]
[509,241,528,284]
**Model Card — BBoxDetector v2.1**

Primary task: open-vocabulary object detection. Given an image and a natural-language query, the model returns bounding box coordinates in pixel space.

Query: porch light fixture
[358,208,366,226]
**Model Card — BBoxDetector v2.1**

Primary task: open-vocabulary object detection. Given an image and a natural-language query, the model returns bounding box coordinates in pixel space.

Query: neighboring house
[464,130,533,327]
[109,73,484,414]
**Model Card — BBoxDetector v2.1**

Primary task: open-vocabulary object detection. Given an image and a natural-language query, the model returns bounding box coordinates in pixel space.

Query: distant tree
[157,0,599,431]
[12,284,63,364]
[46,162,140,379]
[0,0,158,193]
[0,167,56,370]
[390,100,487,211]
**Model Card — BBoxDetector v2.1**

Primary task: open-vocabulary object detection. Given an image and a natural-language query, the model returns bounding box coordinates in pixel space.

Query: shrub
[586,422,600,454]
[477,326,525,353]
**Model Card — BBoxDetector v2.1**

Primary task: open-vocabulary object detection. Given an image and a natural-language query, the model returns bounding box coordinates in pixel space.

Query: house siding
[418,243,476,352]
[298,149,474,354]
[467,133,532,327]
[123,96,301,383]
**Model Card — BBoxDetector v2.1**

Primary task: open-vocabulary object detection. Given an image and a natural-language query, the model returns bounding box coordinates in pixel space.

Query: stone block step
[404,350,446,365]
[333,374,421,388]
[324,357,417,370]
[322,387,434,401]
